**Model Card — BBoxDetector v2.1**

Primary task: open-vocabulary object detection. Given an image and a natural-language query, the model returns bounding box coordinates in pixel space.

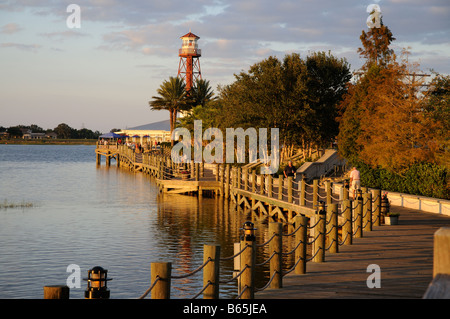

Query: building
[118,120,171,146]
[23,132,46,139]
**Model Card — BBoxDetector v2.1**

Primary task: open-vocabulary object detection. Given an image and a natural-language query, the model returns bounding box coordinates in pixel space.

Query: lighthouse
[177,31,202,93]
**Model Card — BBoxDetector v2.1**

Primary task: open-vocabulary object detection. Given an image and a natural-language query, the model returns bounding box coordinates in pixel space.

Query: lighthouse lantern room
[177,31,202,93]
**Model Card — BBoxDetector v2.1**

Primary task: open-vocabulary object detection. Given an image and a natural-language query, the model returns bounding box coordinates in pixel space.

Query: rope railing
[97,146,389,299]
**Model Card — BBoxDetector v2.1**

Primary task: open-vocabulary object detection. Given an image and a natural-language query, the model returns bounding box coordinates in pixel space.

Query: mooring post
[150,262,171,299]
[294,215,308,274]
[354,190,363,238]
[203,245,221,299]
[363,191,372,232]
[240,222,256,299]
[43,285,70,299]
[372,189,381,227]
[342,199,353,245]
[327,203,339,253]
[269,222,283,289]
[313,202,326,263]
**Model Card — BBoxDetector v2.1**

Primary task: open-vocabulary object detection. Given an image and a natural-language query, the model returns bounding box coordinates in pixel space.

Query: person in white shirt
[349,167,361,198]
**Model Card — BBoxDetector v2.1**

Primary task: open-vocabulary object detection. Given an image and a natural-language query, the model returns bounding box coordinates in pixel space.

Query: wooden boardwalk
[255,206,450,299]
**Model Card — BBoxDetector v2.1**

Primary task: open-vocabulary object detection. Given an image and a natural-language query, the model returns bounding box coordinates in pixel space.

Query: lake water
[0,144,274,299]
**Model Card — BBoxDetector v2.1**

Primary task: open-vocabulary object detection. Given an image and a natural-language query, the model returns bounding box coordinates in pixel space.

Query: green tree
[7,126,22,138]
[149,76,188,145]
[188,79,216,108]
[54,123,73,139]
[305,52,351,149]
[217,52,350,160]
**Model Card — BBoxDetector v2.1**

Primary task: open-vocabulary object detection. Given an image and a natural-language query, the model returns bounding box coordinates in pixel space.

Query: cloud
[1,0,449,75]
[39,30,89,41]
[0,22,22,34]
[0,42,41,52]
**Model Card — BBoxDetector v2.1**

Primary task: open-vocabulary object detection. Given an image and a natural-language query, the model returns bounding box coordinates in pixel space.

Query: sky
[1,0,449,133]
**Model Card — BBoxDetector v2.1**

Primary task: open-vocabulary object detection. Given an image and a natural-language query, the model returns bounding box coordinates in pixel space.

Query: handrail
[95,144,388,299]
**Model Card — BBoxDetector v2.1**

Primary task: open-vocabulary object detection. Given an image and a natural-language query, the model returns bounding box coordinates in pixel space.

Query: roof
[125,119,171,131]
[180,31,200,39]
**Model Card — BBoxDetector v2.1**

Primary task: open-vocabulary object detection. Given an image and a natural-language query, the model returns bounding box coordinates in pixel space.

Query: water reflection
[0,145,287,299]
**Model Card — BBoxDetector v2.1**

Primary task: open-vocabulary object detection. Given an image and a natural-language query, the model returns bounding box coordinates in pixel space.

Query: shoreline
[0,139,97,145]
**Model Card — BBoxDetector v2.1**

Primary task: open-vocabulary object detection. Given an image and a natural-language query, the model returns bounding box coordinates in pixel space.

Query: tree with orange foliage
[356,53,438,173]
[338,21,438,174]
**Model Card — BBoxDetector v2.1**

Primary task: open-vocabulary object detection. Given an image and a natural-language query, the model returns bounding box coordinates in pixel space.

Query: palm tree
[149,77,188,145]
[188,79,216,107]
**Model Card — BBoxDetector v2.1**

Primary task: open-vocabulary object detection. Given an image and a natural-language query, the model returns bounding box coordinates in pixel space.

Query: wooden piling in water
[150,262,171,299]
[269,222,283,289]
[203,245,221,299]
[294,215,308,274]
[43,285,70,299]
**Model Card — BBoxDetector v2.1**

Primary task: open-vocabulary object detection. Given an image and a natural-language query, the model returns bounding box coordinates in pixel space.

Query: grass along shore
[1,200,34,209]
[0,138,97,145]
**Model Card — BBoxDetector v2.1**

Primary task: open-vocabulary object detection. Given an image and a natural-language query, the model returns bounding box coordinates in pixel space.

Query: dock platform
[255,206,450,299]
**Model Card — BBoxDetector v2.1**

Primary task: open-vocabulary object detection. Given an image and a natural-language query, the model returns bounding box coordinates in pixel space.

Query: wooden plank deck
[255,206,450,299]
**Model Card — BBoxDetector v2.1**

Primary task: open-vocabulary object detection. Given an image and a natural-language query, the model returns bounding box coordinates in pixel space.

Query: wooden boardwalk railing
[86,145,450,299]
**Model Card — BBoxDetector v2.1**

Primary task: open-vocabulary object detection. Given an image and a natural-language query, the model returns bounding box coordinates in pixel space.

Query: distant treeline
[0,123,102,139]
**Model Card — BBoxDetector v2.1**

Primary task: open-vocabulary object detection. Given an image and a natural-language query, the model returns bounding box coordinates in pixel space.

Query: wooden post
[251,170,256,193]
[236,167,241,189]
[195,162,200,181]
[43,285,69,299]
[287,177,293,203]
[203,245,221,299]
[342,199,352,245]
[343,182,349,200]
[151,262,171,299]
[269,222,283,289]
[278,175,283,200]
[424,227,450,298]
[225,164,230,199]
[239,239,255,299]
[294,215,308,274]
[363,192,372,232]
[96,153,101,166]
[216,163,219,182]
[354,195,363,238]
[372,189,381,227]
[244,170,248,191]
[313,179,319,209]
[300,178,306,206]
[313,210,326,263]
[325,180,332,205]
[327,203,339,253]
[433,227,450,277]
[268,175,273,198]
[260,174,265,195]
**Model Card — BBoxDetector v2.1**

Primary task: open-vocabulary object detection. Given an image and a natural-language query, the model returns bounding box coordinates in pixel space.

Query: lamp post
[239,221,256,298]
[84,266,112,299]
[241,221,256,242]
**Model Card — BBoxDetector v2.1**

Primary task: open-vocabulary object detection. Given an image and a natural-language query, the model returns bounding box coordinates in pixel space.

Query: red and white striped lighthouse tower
[177,31,202,93]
